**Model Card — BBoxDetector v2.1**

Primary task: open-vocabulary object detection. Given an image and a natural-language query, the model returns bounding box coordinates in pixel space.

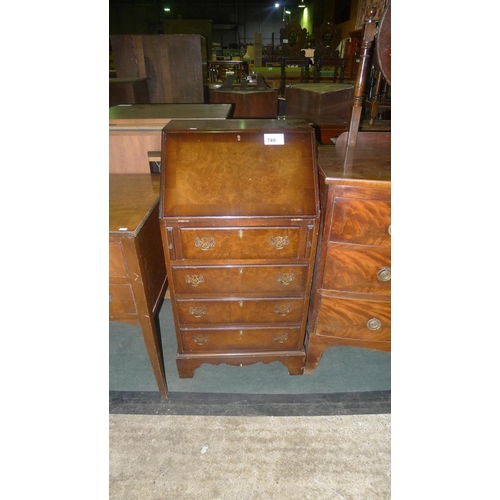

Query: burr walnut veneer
[159,119,320,378]
[109,174,168,397]
[305,139,391,373]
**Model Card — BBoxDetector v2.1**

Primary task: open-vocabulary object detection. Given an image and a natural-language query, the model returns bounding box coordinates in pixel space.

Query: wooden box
[285,83,354,119]
[209,88,278,118]
[159,119,320,378]
[109,78,150,107]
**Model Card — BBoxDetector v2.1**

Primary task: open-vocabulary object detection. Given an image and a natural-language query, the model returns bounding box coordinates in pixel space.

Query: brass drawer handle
[273,333,289,343]
[270,236,289,250]
[192,335,208,345]
[367,318,382,331]
[274,304,291,316]
[195,237,215,251]
[276,272,295,285]
[377,267,391,282]
[186,274,204,287]
[189,306,206,318]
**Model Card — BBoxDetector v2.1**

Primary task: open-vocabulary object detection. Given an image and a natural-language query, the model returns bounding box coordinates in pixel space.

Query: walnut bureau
[159,119,320,378]
[109,174,168,397]
[305,142,391,373]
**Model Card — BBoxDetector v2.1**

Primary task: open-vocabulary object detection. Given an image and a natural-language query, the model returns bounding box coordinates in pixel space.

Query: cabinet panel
[180,326,302,352]
[316,294,390,342]
[172,264,309,295]
[109,241,128,278]
[322,244,391,294]
[176,297,305,325]
[330,197,391,245]
[178,227,303,260]
[109,283,137,315]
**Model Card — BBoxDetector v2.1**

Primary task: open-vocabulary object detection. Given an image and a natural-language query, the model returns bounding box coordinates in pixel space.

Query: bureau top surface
[109,104,234,126]
[161,118,312,133]
[317,145,391,186]
[109,174,160,235]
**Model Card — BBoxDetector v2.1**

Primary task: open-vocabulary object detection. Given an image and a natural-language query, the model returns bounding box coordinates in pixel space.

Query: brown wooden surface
[111,34,206,104]
[305,145,390,373]
[109,174,168,397]
[160,119,320,378]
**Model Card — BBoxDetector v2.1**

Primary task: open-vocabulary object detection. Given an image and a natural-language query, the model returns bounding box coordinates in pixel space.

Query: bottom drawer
[316,294,390,342]
[180,326,303,353]
[109,283,137,315]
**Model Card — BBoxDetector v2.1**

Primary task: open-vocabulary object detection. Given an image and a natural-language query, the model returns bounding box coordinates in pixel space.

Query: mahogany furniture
[109,103,234,174]
[313,21,346,84]
[208,60,243,83]
[159,119,320,378]
[304,138,391,373]
[109,174,168,398]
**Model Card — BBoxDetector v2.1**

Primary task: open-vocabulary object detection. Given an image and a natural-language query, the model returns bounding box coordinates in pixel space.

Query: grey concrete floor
[109,414,391,499]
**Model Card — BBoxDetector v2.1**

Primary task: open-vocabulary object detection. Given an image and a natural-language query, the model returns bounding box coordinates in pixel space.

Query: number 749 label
[264,133,285,145]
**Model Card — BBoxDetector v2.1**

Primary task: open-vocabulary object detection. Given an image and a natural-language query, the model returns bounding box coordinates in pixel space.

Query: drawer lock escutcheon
[377,267,391,282]
[192,335,208,345]
[273,333,289,343]
[367,318,382,331]
[274,304,291,316]
[270,236,289,250]
[189,306,207,318]
[195,237,215,251]
[186,274,205,287]
[276,272,295,285]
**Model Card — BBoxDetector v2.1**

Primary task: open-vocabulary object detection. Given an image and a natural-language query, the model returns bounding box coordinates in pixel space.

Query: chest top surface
[109,174,160,235]
[318,145,391,187]
[160,119,319,218]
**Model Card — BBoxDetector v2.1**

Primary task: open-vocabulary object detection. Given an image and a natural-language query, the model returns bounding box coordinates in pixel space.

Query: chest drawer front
[180,326,302,352]
[176,297,305,325]
[178,227,302,260]
[323,244,391,295]
[109,241,128,278]
[109,283,137,315]
[172,264,309,295]
[330,198,391,246]
[316,294,390,342]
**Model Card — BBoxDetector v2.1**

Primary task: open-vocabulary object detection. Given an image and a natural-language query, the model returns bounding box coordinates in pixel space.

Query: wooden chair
[278,21,310,97]
[313,21,346,84]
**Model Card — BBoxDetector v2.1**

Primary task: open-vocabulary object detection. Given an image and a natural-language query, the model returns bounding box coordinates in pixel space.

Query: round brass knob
[377,267,391,282]
[367,318,382,331]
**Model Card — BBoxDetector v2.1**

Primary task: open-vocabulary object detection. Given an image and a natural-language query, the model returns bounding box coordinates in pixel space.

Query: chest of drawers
[305,144,391,373]
[159,119,320,378]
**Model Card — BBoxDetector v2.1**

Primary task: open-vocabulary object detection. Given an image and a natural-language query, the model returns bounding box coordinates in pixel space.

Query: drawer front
[323,244,391,295]
[176,297,305,325]
[330,198,391,245]
[109,241,128,278]
[178,227,302,260]
[109,283,137,315]
[172,264,309,295]
[316,294,390,342]
[180,326,302,352]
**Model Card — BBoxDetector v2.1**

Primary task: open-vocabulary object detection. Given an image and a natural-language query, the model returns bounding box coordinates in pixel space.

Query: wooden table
[109,174,168,398]
[109,103,234,174]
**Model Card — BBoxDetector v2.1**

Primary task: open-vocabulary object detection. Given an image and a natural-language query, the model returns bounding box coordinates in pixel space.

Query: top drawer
[329,197,391,246]
[176,227,304,260]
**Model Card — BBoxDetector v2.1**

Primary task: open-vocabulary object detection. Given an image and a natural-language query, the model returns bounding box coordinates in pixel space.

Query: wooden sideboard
[109,103,234,174]
[305,140,391,373]
[109,174,168,397]
[159,119,320,378]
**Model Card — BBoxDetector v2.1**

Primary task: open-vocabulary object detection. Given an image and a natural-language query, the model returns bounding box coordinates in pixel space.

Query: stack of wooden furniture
[305,2,391,373]
[158,119,320,378]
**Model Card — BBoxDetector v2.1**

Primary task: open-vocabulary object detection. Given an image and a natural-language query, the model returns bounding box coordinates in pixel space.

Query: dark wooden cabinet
[305,144,391,373]
[159,119,320,378]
